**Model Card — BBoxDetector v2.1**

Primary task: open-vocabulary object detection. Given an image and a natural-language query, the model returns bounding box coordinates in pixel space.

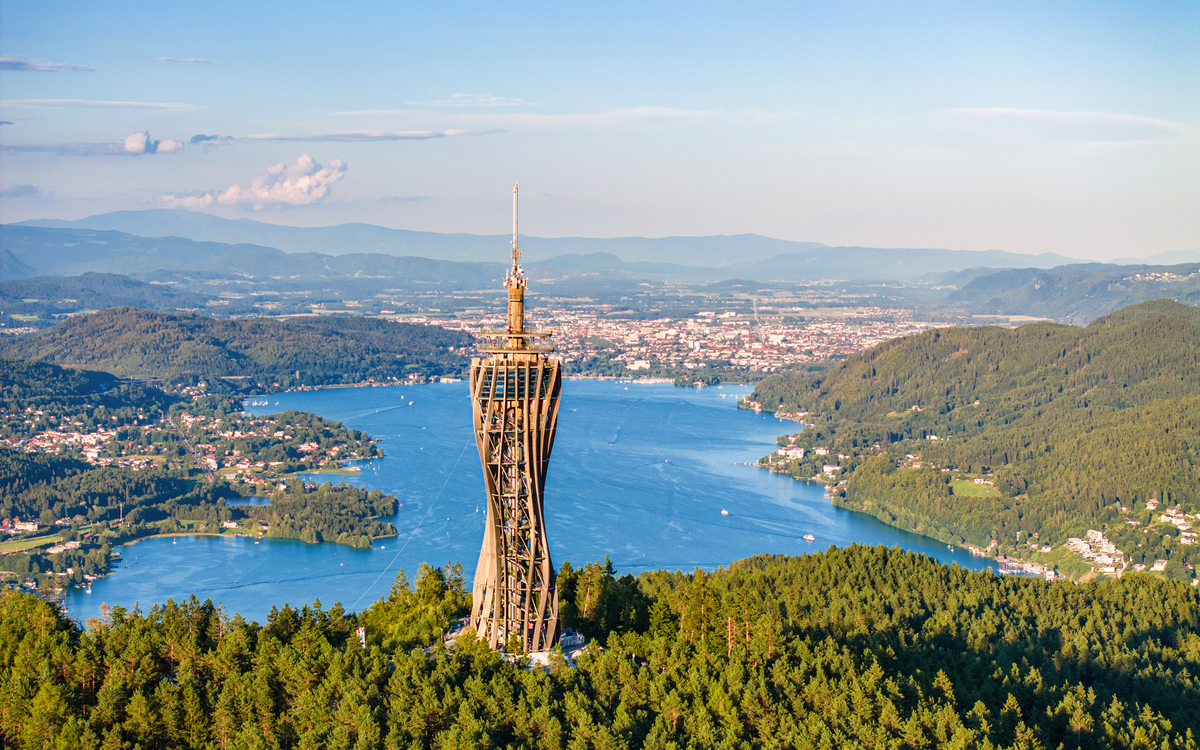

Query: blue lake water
[67,380,1005,623]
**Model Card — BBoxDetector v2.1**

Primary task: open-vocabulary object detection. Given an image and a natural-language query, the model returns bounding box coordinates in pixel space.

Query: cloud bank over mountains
[162,153,346,210]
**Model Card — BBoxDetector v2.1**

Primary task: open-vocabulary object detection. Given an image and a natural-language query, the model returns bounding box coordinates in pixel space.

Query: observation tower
[469,184,561,651]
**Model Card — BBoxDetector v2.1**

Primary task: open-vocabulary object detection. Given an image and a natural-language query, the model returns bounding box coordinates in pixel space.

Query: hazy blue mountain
[0,248,37,281]
[945,267,1048,299]
[950,262,1200,324]
[1113,248,1200,265]
[750,246,1082,281]
[16,209,827,266]
[530,252,722,281]
[12,210,1093,282]
[179,251,508,288]
[0,225,282,277]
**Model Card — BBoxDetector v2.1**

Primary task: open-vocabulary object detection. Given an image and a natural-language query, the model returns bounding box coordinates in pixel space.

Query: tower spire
[504,182,527,337]
[512,182,520,271]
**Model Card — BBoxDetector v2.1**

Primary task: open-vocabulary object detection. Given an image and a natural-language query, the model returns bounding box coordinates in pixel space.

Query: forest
[748,300,1200,567]
[0,307,472,391]
[1,546,1196,749]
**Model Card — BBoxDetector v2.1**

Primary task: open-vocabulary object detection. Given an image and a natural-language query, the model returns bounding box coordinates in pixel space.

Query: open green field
[0,536,58,553]
[950,478,1001,497]
[295,467,363,476]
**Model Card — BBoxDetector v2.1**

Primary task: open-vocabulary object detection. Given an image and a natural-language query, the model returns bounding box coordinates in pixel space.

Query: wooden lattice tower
[469,184,561,652]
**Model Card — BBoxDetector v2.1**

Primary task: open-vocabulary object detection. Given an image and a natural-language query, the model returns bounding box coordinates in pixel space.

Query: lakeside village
[0,402,383,595]
[755,437,1199,583]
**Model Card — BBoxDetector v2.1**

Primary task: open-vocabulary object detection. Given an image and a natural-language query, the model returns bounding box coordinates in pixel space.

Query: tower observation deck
[469,184,561,652]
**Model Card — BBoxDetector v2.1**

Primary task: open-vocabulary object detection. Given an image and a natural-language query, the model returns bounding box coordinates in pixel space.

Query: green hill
[750,299,1200,561]
[0,307,472,389]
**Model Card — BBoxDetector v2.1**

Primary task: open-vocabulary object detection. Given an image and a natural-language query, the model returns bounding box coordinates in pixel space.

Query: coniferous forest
[1,546,1197,749]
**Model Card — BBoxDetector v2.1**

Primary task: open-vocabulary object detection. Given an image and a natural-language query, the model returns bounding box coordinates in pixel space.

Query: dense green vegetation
[254,483,397,548]
[1,307,472,391]
[2,546,1197,748]
[0,358,173,438]
[750,300,1200,568]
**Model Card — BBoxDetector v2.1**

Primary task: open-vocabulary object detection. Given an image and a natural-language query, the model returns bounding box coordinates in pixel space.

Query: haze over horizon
[1,1,1197,262]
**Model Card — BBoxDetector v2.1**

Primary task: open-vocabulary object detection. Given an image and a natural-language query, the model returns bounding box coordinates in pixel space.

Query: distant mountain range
[12,210,1092,282]
[1113,248,1200,265]
[17,209,827,266]
[0,225,282,278]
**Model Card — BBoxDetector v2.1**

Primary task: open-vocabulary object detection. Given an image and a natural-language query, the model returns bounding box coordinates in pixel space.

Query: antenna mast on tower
[512,183,520,268]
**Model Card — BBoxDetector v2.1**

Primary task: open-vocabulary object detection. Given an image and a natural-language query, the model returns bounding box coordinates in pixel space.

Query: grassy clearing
[950,479,1001,498]
[0,536,58,553]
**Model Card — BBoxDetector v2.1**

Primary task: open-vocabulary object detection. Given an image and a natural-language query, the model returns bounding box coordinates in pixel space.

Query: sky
[1,0,1197,261]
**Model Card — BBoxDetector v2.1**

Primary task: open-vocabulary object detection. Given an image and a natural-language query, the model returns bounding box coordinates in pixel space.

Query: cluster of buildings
[1067,530,1125,573]
[440,307,939,373]
[1,428,117,460]
[1158,506,1196,545]
[1,518,40,534]
[0,426,164,471]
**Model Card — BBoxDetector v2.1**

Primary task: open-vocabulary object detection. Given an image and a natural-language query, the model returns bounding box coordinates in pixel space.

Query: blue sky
[1,0,1196,260]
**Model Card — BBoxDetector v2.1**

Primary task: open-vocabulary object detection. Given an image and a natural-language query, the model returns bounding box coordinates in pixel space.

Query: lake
[66,380,1006,622]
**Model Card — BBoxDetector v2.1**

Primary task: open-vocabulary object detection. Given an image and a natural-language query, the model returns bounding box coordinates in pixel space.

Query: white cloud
[0,99,197,110]
[124,131,184,155]
[944,107,1185,132]
[1067,140,1170,155]
[157,57,209,64]
[415,93,525,107]
[0,56,93,72]
[162,153,346,210]
[189,129,487,143]
[162,192,216,209]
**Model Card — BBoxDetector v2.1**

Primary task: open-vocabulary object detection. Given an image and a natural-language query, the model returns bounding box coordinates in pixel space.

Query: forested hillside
[0,359,174,437]
[749,300,1200,565]
[2,547,1196,748]
[0,307,472,389]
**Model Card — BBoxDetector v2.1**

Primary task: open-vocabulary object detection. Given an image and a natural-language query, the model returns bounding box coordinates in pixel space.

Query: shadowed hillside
[0,307,472,389]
